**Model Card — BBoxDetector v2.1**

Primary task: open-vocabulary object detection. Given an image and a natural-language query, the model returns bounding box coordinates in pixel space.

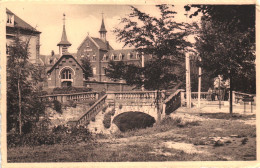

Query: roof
[47,54,86,73]
[6,8,41,33]
[99,17,107,33]
[57,25,71,46]
[77,35,113,51]
[40,53,77,65]
[92,37,113,50]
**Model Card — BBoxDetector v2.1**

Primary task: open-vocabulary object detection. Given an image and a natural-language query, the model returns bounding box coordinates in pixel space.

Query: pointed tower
[57,13,71,57]
[99,12,107,42]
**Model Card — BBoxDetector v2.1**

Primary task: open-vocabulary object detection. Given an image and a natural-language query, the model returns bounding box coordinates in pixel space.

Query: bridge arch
[112,111,156,132]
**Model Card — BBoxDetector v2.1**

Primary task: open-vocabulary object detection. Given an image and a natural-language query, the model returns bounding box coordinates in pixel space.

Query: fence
[39,92,99,103]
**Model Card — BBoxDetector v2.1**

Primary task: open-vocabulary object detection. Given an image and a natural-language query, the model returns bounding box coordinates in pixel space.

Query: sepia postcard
[0,0,259,167]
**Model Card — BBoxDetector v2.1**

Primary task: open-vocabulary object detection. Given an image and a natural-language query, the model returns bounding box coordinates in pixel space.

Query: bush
[52,87,92,94]
[8,125,92,147]
[103,113,112,128]
[53,100,62,114]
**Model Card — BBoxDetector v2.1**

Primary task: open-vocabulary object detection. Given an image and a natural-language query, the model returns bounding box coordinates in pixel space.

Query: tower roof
[57,14,71,46]
[99,15,107,33]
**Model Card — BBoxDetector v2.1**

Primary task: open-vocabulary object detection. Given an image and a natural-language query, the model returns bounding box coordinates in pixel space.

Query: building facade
[6,8,41,64]
[77,16,152,82]
[46,14,86,88]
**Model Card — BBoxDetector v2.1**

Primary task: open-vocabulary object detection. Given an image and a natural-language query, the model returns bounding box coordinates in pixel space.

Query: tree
[108,4,194,90]
[7,35,45,134]
[80,57,93,80]
[185,5,255,113]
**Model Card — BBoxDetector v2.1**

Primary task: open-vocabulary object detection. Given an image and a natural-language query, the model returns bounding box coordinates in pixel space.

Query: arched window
[61,69,72,79]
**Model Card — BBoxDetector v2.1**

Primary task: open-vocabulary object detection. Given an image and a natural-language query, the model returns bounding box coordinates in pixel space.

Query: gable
[47,54,86,74]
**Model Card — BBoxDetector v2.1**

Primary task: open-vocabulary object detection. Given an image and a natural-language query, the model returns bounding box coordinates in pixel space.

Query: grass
[7,112,256,162]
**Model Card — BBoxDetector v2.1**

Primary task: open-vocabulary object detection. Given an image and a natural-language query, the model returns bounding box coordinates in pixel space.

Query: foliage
[53,100,62,114]
[7,35,46,133]
[80,57,93,80]
[103,113,111,129]
[185,5,255,94]
[103,109,115,129]
[114,5,193,58]
[108,4,194,90]
[52,86,92,94]
[105,58,183,90]
[7,125,92,147]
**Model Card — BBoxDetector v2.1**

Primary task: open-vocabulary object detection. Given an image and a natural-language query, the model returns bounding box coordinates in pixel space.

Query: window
[7,14,14,26]
[119,53,124,60]
[61,69,72,79]
[102,54,107,61]
[111,54,115,60]
[93,67,96,75]
[128,52,134,59]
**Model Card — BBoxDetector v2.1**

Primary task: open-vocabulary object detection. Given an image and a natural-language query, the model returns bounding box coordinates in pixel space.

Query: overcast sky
[5,2,198,55]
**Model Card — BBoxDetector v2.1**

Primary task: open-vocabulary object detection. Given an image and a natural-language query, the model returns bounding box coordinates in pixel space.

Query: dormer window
[6,13,14,27]
[86,41,90,47]
[111,54,115,60]
[119,53,124,60]
[102,54,108,61]
[128,52,134,59]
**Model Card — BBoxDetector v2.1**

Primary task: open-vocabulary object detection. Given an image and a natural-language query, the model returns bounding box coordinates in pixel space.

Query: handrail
[234,91,255,97]
[106,90,160,94]
[77,94,107,125]
[164,89,185,103]
[39,91,98,98]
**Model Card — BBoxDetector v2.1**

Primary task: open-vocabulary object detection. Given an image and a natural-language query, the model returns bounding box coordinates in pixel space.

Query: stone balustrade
[77,94,107,125]
[106,91,165,105]
[39,92,99,103]
[163,89,184,115]
[182,92,209,100]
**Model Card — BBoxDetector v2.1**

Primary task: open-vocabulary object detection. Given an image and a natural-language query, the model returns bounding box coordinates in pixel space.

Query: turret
[99,12,107,42]
[57,13,71,57]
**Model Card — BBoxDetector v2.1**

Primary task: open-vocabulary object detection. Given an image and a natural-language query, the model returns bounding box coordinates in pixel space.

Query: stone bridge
[40,89,184,133]
[106,91,164,122]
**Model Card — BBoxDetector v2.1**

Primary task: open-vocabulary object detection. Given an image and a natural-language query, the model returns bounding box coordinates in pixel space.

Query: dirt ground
[7,111,256,162]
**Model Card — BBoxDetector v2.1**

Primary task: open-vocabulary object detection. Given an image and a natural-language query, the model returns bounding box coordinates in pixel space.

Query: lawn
[7,112,256,162]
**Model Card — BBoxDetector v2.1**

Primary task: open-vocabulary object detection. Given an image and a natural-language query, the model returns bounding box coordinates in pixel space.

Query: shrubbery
[8,125,92,147]
[52,87,92,94]
[103,108,115,129]
[53,100,62,114]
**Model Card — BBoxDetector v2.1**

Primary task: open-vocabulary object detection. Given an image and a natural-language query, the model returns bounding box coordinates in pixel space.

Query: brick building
[77,16,152,82]
[6,8,41,64]
[46,14,86,88]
